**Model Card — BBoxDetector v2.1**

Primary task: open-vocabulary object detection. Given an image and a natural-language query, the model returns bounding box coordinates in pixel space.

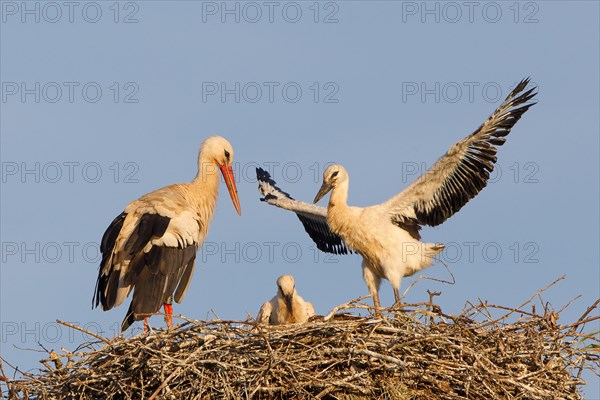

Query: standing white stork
[257,79,536,310]
[257,275,315,325]
[93,136,242,331]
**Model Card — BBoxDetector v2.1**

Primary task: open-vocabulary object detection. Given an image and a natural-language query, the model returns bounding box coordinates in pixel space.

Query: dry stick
[572,299,600,329]
[56,320,111,345]
[324,294,373,321]
[356,349,405,366]
[516,276,565,310]
[0,358,9,384]
[401,275,426,300]
[0,356,36,379]
[148,367,181,400]
[481,303,539,318]
[315,371,369,399]
[148,334,225,400]
[400,260,456,301]
[557,295,583,314]
[478,276,566,329]
[562,315,600,331]
[0,362,11,400]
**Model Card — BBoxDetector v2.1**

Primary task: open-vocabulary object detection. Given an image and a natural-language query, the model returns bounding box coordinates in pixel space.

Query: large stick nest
[3,282,599,399]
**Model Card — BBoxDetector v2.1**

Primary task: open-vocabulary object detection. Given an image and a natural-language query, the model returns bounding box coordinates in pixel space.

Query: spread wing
[93,186,201,330]
[384,78,537,227]
[256,167,352,255]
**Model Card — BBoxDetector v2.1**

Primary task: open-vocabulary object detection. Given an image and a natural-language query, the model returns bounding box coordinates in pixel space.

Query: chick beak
[284,293,294,311]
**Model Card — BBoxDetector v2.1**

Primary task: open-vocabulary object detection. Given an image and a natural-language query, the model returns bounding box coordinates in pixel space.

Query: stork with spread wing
[257,78,536,310]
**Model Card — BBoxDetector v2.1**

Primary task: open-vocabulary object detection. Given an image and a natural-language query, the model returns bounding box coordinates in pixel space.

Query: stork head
[200,136,242,215]
[313,164,348,204]
[276,274,296,311]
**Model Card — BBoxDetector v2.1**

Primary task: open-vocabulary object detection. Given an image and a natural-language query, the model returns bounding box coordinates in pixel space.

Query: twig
[572,299,600,330]
[148,367,180,400]
[324,294,372,321]
[56,320,111,344]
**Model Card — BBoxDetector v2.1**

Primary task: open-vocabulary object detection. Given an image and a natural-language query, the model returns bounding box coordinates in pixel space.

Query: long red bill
[219,165,242,215]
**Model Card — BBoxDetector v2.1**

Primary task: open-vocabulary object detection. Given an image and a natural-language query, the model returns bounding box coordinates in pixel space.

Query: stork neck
[190,157,221,208]
[328,181,349,210]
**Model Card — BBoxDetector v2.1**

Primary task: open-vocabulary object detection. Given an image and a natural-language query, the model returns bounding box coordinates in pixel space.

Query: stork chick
[257,275,315,325]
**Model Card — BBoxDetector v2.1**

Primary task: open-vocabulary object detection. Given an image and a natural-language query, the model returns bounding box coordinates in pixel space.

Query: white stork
[257,275,315,325]
[257,78,536,310]
[93,136,242,331]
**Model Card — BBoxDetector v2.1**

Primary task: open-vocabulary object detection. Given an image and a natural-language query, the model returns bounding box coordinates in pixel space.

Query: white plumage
[258,79,537,310]
[94,136,242,331]
[257,275,315,325]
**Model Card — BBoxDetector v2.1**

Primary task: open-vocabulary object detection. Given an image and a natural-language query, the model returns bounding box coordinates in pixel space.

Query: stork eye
[331,171,339,179]
[224,150,231,160]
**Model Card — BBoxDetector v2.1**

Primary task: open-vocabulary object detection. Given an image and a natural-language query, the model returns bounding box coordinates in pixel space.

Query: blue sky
[1,1,599,397]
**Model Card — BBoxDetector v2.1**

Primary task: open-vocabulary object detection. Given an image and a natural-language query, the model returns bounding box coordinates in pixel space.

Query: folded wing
[93,187,202,330]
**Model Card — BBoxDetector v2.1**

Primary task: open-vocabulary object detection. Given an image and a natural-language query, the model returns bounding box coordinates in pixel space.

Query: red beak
[219,165,242,215]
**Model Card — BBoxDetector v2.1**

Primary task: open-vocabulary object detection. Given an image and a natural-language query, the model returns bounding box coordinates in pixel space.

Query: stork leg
[143,318,149,334]
[372,292,381,313]
[163,303,173,330]
[362,260,381,314]
[391,287,405,322]
[393,288,401,305]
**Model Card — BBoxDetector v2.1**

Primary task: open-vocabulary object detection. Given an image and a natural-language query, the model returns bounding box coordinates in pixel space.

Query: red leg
[143,318,149,334]
[163,303,173,330]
